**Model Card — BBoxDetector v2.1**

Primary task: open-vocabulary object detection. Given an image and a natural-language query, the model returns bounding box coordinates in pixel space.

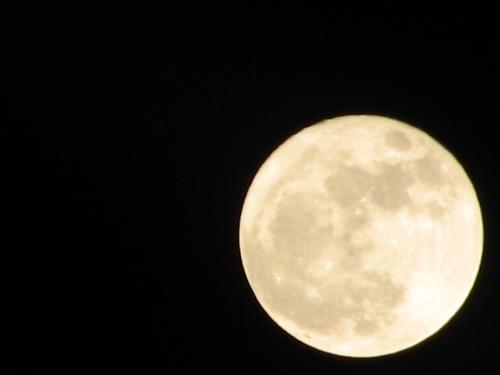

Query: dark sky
[4,6,499,374]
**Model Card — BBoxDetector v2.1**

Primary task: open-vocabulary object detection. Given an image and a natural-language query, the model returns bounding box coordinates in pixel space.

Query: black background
[4,6,499,374]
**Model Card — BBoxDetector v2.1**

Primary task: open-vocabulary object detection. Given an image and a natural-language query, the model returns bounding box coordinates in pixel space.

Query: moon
[239,115,483,357]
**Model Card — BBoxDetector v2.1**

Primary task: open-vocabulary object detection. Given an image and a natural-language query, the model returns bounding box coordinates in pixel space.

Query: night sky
[4,6,499,373]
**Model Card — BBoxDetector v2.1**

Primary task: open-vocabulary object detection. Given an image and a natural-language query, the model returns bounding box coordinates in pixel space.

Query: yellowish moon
[239,115,483,357]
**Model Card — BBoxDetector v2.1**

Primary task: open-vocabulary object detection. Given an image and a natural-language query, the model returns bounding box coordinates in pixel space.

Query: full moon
[239,115,483,357]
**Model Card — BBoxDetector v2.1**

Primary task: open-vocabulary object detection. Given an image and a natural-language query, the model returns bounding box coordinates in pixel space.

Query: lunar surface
[239,115,483,357]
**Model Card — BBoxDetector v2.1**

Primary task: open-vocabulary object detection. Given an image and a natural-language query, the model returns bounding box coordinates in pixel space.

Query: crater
[385,130,412,151]
[345,271,406,337]
[246,223,405,344]
[370,163,415,211]
[338,237,374,271]
[414,156,444,185]
[426,201,447,218]
[269,192,333,259]
[325,162,416,212]
[354,319,378,336]
[344,206,370,231]
[295,146,321,172]
[324,166,372,207]
[275,269,408,338]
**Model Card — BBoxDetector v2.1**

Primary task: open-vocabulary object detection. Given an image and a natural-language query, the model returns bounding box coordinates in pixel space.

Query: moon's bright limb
[239,115,483,357]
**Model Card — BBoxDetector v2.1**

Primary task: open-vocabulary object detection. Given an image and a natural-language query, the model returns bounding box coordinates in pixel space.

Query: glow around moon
[239,115,483,357]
